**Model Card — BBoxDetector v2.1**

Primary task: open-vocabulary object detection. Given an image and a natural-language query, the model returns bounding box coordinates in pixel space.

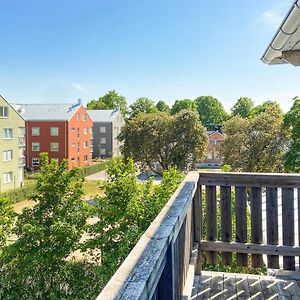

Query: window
[84,155,88,161]
[3,128,13,139]
[77,113,80,121]
[71,127,75,132]
[0,106,8,118]
[216,140,223,145]
[32,143,40,151]
[100,148,106,155]
[82,114,87,121]
[209,139,216,145]
[3,171,13,184]
[206,151,213,159]
[84,127,88,135]
[100,126,106,133]
[32,158,40,166]
[32,127,40,136]
[51,158,59,163]
[50,142,59,152]
[50,127,59,136]
[19,127,25,137]
[84,141,88,148]
[72,143,75,147]
[100,137,106,144]
[77,128,80,138]
[71,157,76,162]
[3,150,13,161]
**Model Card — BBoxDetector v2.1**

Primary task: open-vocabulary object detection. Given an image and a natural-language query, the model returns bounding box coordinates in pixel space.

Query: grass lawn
[83,180,104,199]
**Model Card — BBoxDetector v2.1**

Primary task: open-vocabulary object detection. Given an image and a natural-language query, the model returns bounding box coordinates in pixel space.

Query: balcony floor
[191,271,300,300]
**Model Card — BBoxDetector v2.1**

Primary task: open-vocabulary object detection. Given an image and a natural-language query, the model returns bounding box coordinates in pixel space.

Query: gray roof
[12,103,81,121]
[87,109,119,122]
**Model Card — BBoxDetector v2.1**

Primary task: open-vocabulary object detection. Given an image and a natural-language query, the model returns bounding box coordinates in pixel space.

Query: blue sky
[0,0,299,112]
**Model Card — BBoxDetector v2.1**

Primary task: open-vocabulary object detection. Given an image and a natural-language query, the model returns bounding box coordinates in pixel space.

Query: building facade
[0,95,25,192]
[87,109,125,158]
[15,102,93,170]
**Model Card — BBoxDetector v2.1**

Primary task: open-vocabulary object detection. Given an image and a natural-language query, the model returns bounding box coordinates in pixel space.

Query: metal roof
[87,109,119,122]
[261,0,300,66]
[13,103,81,121]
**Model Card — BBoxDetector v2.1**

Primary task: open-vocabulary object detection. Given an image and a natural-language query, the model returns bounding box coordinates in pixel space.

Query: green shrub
[80,161,109,177]
[1,183,36,204]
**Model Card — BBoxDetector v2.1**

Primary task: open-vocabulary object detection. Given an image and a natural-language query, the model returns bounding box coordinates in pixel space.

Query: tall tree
[156,100,170,113]
[118,110,208,174]
[129,97,158,119]
[86,90,128,116]
[171,99,197,115]
[284,97,300,172]
[231,97,254,118]
[250,100,283,118]
[0,196,14,252]
[194,96,228,129]
[222,107,288,172]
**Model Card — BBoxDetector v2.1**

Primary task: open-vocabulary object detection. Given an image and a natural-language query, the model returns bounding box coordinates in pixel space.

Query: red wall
[25,105,92,170]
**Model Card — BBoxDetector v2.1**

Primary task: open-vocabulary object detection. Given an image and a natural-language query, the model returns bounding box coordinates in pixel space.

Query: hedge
[80,161,109,177]
[1,183,36,204]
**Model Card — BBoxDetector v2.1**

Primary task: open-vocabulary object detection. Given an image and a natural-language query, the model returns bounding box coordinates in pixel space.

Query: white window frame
[82,114,87,121]
[0,106,8,118]
[50,142,59,152]
[3,128,13,139]
[32,127,40,136]
[50,127,59,136]
[84,141,88,148]
[100,137,106,144]
[3,171,13,184]
[3,150,13,161]
[100,148,106,155]
[32,142,40,152]
[84,127,88,135]
[32,158,40,167]
[100,126,106,133]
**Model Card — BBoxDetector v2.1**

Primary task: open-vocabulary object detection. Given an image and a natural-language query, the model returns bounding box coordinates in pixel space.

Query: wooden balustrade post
[235,187,248,267]
[266,187,279,268]
[282,188,295,270]
[250,187,264,268]
[206,185,217,265]
[220,186,232,265]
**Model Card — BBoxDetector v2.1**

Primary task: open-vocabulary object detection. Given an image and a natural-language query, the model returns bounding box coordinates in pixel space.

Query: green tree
[129,97,158,119]
[87,90,128,116]
[0,153,91,298]
[118,110,208,174]
[222,107,288,172]
[231,97,254,118]
[250,100,283,118]
[195,96,228,129]
[0,196,14,252]
[171,99,197,115]
[284,97,300,172]
[156,100,170,113]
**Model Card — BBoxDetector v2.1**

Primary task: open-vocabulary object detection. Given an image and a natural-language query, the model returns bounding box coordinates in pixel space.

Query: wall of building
[111,112,125,157]
[91,122,112,158]
[0,96,25,192]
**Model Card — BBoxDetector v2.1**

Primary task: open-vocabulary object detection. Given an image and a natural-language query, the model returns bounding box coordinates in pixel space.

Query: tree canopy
[231,97,254,118]
[195,96,228,129]
[222,107,288,172]
[171,99,197,115]
[249,100,282,118]
[0,196,14,252]
[86,90,128,116]
[129,97,158,119]
[284,97,300,172]
[156,100,170,113]
[118,110,208,174]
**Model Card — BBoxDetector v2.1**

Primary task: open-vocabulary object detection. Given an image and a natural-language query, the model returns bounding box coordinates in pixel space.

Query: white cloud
[71,83,86,92]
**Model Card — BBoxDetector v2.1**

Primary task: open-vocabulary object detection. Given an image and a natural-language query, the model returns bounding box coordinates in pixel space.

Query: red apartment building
[14,101,93,170]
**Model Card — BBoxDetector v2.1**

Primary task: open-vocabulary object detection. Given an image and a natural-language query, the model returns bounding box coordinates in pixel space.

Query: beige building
[0,95,25,192]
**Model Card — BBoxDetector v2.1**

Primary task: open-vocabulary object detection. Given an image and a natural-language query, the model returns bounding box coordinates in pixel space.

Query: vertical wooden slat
[206,185,217,264]
[250,187,264,268]
[298,188,300,266]
[282,188,295,270]
[193,179,202,274]
[235,186,248,266]
[220,186,232,265]
[266,187,279,268]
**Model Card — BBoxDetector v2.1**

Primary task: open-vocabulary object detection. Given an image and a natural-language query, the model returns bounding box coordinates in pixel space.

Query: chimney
[77,98,82,105]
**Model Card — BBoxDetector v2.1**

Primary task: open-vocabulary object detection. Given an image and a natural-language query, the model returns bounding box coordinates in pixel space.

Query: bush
[80,161,109,177]
[1,183,36,204]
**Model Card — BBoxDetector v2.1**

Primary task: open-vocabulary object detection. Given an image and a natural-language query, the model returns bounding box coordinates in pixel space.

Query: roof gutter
[261,0,300,65]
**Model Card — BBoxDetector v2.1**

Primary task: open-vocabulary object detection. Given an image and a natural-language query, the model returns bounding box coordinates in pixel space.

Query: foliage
[0,153,91,298]
[86,90,128,117]
[171,98,197,115]
[0,196,15,251]
[156,100,171,113]
[284,97,300,172]
[231,97,254,118]
[80,160,109,177]
[118,110,208,175]
[222,107,289,172]
[249,100,283,118]
[221,164,232,172]
[1,182,36,204]
[85,158,182,281]
[129,97,158,119]
[195,96,228,129]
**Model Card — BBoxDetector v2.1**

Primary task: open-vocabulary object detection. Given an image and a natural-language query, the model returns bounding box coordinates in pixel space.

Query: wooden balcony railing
[96,172,300,300]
